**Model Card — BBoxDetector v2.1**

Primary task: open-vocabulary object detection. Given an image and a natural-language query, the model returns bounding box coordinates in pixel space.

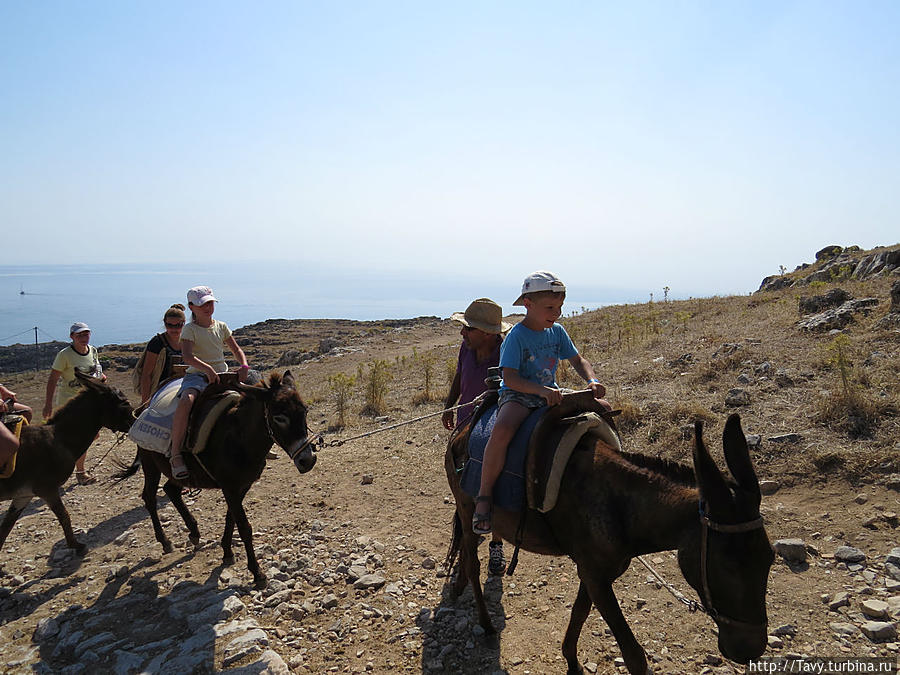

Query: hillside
[0,243,899,673]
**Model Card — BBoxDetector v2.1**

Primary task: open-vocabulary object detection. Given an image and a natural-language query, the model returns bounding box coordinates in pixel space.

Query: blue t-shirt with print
[499,322,577,390]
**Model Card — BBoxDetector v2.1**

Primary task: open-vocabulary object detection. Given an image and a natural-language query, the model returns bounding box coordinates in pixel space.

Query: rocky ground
[1,254,899,674]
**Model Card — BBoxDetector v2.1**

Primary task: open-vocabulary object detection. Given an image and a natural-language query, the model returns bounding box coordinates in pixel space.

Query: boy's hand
[206,367,220,384]
[541,387,563,406]
[588,380,606,399]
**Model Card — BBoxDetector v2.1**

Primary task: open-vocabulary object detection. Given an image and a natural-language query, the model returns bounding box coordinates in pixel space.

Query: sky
[1,1,898,300]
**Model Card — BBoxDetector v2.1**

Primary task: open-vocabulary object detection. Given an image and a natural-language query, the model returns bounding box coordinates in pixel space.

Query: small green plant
[412,348,439,405]
[815,334,879,438]
[327,372,356,429]
[445,357,457,385]
[361,360,393,416]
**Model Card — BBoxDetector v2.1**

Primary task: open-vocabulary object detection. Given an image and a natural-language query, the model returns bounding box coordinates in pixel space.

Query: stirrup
[472,495,492,535]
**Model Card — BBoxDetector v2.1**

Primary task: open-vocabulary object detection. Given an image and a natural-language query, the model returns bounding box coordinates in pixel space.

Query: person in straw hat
[443,297,510,574]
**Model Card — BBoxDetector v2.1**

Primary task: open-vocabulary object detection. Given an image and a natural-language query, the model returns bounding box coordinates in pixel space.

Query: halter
[698,502,766,631]
[262,401,319,461]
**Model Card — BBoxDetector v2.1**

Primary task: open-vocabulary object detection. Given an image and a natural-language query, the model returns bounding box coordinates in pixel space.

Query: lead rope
[634,554,705,614]
[322,392,488,447]
[86,432,130,475]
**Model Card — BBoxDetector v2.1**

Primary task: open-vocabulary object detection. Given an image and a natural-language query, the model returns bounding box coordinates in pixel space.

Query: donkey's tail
[112,450,141,481]
[444,510,463,573]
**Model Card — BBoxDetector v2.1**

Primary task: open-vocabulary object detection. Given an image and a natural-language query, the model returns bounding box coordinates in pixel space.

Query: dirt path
[1,316,898,673]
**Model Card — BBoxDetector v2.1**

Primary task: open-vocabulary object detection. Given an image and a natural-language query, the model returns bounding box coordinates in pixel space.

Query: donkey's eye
[273,414,290,427]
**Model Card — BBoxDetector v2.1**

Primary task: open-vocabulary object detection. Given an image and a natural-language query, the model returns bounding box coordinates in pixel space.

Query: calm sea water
[0,263,629,347]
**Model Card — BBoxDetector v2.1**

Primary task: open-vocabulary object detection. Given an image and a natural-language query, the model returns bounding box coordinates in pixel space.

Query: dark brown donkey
[114,371,316,589]
[445,412,774,675]
[1,371,134,555]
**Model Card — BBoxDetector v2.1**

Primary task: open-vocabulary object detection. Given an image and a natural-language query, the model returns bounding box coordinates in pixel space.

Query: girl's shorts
[178,373,210,397]
[498,388,547,410]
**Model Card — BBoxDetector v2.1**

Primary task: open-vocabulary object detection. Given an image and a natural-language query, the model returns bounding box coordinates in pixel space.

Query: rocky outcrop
[874,280,900,330]
[758,244,900,293]
[798,288,852,315]
[797,298,880,332]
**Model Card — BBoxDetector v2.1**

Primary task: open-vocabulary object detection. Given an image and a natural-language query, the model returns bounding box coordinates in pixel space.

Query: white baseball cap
[512,271,566,306]
[70,322,90,334]
[187,285,217,306]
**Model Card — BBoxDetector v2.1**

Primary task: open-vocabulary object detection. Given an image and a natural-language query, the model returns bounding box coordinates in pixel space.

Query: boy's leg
[474,401,531,531]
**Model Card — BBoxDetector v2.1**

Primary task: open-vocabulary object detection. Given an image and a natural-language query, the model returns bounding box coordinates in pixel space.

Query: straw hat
[450,298,511,335]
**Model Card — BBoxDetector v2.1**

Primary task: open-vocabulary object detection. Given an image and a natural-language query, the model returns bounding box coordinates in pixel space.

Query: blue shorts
[499,388,547,410]
[178,373,210,397]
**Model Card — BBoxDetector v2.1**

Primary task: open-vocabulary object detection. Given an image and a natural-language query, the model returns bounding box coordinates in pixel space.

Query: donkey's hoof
[161,541,173,554]
[189,534,201,547]
[222,554,235,566]
[72,541,88,556]
[253,574,268,590]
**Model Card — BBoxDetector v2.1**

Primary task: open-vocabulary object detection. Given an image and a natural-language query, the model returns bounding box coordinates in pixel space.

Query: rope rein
[87,432,130,474]
[322,392,487,447]
[635,555,704,614]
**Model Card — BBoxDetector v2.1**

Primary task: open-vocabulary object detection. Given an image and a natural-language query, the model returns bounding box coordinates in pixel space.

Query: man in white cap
[444,297,510,575]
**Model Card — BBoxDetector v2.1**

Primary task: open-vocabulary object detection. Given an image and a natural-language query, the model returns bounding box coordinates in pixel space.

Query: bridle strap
[699,509,766,631]
[262,401,316,461]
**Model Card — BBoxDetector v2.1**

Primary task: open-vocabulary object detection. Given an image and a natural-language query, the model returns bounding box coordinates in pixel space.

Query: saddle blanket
[128,379,182,455]
[459,403,546,511]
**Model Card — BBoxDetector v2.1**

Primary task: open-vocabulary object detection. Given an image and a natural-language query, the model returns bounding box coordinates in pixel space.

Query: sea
[0,263,634,347]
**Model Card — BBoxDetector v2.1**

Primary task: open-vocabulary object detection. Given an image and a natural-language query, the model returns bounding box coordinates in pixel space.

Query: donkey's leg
[221,488,265,589]
[561,582,593,675]
[456,506,494,632]
[163,480,200,547]
[139,456,173,554]
[42,493,87,555]
[221,508,236,566]
[0,497,32,551]
[580,572,648,675]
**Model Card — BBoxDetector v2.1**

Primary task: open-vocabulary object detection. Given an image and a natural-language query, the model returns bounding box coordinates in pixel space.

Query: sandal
[472,495,492,535]
[75,471,96,486]
[170,456,189,480]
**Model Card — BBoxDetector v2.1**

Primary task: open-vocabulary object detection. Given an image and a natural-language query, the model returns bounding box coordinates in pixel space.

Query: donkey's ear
[236,380,271,398]
[722,414,761,503]
[692,420,731,510]
[74,370,105,392]
[281,371,295,389]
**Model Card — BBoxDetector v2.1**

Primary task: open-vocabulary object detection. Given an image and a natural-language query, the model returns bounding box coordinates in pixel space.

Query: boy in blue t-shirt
[473,271,608,535]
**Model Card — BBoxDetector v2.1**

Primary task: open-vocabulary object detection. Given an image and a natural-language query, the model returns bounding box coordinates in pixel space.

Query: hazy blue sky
[2,1,897,299]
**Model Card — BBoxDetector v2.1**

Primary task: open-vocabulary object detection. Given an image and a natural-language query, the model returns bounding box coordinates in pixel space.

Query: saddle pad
[186,391,241,455]
[0,415,25,479]
[459,403,546,511]
[530,412,621,513]
[128,378,182,455]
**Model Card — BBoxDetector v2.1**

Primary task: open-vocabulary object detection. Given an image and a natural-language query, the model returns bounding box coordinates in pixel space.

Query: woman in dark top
[139,304,185,404]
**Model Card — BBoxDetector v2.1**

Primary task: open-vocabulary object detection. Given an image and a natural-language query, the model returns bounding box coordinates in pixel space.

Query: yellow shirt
[181,320,232,375]
[51,345,101,405]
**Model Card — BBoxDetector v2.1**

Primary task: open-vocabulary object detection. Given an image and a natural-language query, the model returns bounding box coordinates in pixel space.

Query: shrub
[411,348,439,405]
[327,372,356,430]
[361,360,393,416]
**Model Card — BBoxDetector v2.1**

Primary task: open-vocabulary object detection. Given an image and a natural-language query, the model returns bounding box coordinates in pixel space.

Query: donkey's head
[238,370,316,473]
[74,370,134,433]
[679,413,774,664]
